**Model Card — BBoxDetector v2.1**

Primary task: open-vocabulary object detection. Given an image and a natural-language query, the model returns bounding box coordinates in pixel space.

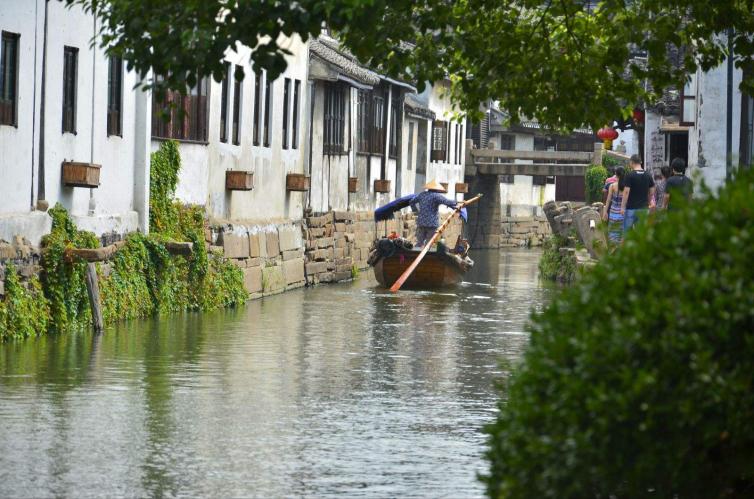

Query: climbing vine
[0,140,246,341]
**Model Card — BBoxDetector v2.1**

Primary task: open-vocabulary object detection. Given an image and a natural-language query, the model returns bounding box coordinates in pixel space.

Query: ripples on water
[0,249,552,498]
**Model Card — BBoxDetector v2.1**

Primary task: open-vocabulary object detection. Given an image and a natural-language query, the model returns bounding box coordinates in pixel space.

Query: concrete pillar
[464,173,501,249]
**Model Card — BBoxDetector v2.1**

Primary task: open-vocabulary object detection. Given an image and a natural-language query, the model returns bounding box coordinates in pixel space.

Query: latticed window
[263,72,272,147]
[323,82,346,155]
[62,46,78,134]
[253,70,262,146]
[107,56,123,136]
[0,31,20,126]
[282,78,290,149]
[292,79,301,149]
[371,91,385,154]
[151,75,209,142]
[431,120,448,162]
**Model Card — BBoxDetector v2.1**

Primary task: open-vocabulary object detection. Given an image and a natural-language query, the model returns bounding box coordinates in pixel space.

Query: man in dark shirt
[620,154,655,231]
[663,157,694,210]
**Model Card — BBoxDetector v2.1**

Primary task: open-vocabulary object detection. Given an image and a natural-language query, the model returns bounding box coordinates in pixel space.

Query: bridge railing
[465,140,603,177]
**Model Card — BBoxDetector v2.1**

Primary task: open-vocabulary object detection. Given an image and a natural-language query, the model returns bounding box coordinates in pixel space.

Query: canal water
[0,249,552,498]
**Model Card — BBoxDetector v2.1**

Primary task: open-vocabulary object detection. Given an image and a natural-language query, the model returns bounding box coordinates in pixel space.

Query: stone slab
[221,233,250,259]
[278,226,301,252]
[248,233,262,258]
[262,265,286,295]
[305,261,329,274]
[243,266,263,294]
[265,230,280,258]
[283,258,306,286]
[282,249,304,261]
[333,271,352,282]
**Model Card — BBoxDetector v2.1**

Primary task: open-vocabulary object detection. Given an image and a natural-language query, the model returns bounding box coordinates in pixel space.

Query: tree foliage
[67,0,754,129]
[484,169,754,498]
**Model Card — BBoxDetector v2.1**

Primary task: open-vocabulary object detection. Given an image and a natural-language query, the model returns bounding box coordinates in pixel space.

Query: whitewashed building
[0,0,151,245]
[644,49,747,190]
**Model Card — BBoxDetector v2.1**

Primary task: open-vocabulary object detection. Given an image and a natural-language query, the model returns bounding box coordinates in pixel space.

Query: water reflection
[0,249,551,498]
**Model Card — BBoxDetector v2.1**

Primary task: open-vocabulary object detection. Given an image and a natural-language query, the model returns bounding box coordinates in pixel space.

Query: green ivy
[0,264,50,340]
[149,139,181,235]
[584,164,609,205]
[41,203,99,333]
[1,140,246,341]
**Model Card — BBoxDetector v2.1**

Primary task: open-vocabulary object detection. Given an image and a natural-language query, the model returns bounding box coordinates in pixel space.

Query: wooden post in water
[85,262,104,334]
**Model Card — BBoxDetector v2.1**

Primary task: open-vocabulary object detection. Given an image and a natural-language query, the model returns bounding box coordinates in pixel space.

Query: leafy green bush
[602,153,627,171]
[0,264,50,340]
[584,164,609,204]
[537,235,575,284]
[485,169,754,498]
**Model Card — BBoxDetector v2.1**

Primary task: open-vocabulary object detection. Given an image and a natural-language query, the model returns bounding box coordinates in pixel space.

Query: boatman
[409,180,458,246]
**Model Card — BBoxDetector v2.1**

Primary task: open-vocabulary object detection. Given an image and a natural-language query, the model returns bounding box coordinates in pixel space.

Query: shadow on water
[0,248,552,498]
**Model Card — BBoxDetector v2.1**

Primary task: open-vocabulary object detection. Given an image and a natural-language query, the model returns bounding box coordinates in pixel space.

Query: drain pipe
[37,0,49,207]
[726,28,734,180]
[89,12,97,215]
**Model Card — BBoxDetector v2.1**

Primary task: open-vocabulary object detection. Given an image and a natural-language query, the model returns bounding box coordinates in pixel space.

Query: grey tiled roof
[404,93,435,120]
[310,38,380,86]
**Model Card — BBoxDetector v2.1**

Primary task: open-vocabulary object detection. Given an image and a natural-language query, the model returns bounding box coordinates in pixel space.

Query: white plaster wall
[0,0,41,215]
[309,79,350,213]
[0,1,143,240]
[615,128,639,156]
[688,62,743,190]
[424,81,465,205]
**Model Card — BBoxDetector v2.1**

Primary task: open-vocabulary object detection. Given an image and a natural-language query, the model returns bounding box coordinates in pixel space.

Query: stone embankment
[499,216,552,248]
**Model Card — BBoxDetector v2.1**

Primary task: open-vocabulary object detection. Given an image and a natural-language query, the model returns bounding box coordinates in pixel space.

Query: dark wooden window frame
[680,74,697,127]
[253,70,261,146]
[62,46,79,134]
[150,75,209,143]
[282,77,290,149]
[219,62,230,143]
[388,89,401,159]
[106,55,123,136]
[292,79,300,149]
[430,120,448,162]
[323,81,346,155]
[0,31,20,127]
[231,69,242,145]
[263,71,272,147]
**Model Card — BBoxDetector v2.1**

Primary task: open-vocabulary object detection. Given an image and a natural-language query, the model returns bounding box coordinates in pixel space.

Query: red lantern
[632,108,645,124]
[597,126,619,151]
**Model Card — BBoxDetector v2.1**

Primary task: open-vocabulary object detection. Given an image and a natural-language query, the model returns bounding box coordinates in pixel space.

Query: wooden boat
[371,243,472,289]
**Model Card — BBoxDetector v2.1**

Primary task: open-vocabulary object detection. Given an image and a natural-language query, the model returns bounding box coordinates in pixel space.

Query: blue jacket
[409,191,456,228]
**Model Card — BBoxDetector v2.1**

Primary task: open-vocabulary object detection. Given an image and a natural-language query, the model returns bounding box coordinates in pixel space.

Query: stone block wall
[499,216,552,247]
[0,237,41,296]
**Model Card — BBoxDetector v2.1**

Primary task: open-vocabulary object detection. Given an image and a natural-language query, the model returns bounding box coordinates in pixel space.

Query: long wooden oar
[389,194,483,293]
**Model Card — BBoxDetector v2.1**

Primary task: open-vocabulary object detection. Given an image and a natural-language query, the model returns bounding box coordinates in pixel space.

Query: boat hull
[372,249,467,289]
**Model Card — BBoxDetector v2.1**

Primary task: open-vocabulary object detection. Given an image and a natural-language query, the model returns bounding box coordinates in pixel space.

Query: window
[106,56,123,136]
[454,123,463,164]
[282,78,290,149]
[220,62,230,142]
[323,82,346,155]
[232,69,242,145]
[263,72,272,147]
[0,31,19,126]
[151,75,209,142]
[357,90,370,152]
[389,89,401,158]
[681,73,697,126]
[372,91,385,154]
[253,70,261,146]
[62,46,78,134]
[292,79,300,149]
[407,121,415,170]
[357,88,388,155]
[430,120,448,162]
[499,134,515,150]
[532,175,547,186]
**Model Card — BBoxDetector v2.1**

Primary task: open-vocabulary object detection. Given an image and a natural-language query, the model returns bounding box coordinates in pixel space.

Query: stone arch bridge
[462,141,603,248]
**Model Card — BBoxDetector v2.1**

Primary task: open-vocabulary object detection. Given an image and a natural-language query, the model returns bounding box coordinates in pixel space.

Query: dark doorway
[555,176,585,202]
[667,132,689,165]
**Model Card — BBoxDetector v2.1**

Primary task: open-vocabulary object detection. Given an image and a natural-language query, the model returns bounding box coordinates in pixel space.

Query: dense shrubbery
[0,141,246,340]
[485,169,754,498]
[538,235,576,284]
[585,164,609,204]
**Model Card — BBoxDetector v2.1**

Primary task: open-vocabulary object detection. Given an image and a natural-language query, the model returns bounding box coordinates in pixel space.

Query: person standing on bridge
[620,154,655,232]
[410,180,458,247]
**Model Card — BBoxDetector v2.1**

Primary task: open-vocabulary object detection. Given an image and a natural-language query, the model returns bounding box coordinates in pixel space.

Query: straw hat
[424,179,446,192]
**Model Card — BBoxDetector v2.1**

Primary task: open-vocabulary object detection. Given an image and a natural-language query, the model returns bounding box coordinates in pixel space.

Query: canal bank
[0,248,551,498]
